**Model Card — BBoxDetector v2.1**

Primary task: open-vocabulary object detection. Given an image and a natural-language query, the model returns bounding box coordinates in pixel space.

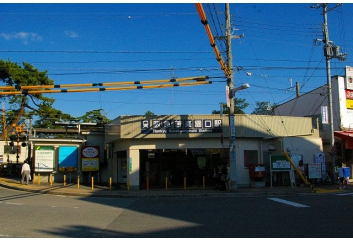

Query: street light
[228,83,250,191]
[229,83,250,98]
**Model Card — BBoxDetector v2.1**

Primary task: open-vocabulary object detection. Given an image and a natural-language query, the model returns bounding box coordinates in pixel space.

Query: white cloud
[0,31,43,44]
[65,30,79,38]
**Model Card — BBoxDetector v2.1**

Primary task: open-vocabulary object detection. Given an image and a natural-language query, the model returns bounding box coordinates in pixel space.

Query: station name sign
[141,119,223,134]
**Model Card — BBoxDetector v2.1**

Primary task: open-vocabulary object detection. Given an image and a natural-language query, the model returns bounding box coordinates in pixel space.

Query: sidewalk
[0,176,348,198]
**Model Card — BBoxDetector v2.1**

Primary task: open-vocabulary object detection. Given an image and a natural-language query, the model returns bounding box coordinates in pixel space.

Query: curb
[0,178,344,198]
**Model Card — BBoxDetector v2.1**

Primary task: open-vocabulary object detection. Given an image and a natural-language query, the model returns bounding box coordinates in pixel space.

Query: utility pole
[225,3,236,190]
[323,3,336,184]
[226,3,249,190]
[313,3,347,184]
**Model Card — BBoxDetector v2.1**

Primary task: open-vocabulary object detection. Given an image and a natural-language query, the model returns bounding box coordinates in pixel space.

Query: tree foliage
[251,101,275,115]
[144,110,155,116]
[80,109,111,124]
[0,60,57,139]
[0,60,112,139]
[212,98,249,115]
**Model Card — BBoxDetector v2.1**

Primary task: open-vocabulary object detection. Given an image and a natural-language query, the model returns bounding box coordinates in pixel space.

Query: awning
[334,131,353,141]
[335,131,353,149]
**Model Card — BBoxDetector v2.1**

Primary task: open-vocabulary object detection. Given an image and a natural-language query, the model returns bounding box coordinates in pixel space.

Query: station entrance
[139,148,228,189]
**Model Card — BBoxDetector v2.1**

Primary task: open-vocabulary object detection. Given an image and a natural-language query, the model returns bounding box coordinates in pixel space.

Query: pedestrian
[214,164,223,190]
[297,160,306,186]
[225,164,230,191]
[337,162,346,190]
[21,161,31,185]
[212,167,217,185]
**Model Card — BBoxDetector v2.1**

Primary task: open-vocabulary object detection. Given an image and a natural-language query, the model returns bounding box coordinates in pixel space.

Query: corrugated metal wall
[105,114,317,142]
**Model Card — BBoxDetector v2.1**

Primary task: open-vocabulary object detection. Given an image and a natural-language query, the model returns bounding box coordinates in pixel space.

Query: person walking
[297,160,306,186]
[225,164,231,191]
[338,162,346,190]
[21,161,31,185]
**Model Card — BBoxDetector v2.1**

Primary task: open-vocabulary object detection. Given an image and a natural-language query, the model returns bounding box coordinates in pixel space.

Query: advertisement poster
[345,66,353,90]
[58,146,78,172]
[34,146,54,172]
[81,146,99,172]
[315,152,326,179]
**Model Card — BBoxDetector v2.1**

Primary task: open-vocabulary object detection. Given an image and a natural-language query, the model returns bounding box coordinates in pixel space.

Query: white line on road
[336,192,353,196]
[268,198,310,208]
[5,202,23,205]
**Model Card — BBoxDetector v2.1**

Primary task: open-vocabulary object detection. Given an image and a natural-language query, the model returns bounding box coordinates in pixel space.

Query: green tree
[212,98,249,114]
[0,60,58,139]
[144,110,155,116]
[251,101,275,115]
[80,109,111,124]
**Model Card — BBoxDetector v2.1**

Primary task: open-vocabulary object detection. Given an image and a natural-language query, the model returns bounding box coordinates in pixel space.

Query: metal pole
[322,4,336,184]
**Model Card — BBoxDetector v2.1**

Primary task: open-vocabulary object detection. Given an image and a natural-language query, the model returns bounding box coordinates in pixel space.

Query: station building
[104,114,322,190]
[0,114,322,189]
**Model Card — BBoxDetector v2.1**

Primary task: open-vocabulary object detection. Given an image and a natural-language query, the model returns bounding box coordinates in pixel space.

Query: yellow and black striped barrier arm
[282,151,316,193]
[0,76,211,95]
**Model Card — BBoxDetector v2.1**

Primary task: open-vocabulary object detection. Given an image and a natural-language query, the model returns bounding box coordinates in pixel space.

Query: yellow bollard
[50,174,52,186]
[203,176,205,189]
[127,178,130,191]
[77,176,80,189]
[184,177,186,190]
[91,176,94,190]
[64,175,66,186]
[109,177,112,190]
[38,173,40,185]
[165,177,168,190]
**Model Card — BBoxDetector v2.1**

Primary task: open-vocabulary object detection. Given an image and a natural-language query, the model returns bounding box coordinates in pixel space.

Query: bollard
[38,173,40,185]
[64,175,66,186]
[127,178,130,191]
[50,174,53,186]
[184,177,186,190]
[165,177,168,190]
[146,176,149,190]
[91,176,94,190]
[109,177,112,190]
[203,176,205,189]
[77,176,80,189]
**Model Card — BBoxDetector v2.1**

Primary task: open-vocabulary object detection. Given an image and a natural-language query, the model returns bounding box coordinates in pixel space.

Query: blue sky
[0,3,352,120]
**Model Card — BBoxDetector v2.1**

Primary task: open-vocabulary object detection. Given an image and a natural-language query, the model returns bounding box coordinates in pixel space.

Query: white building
[105,114,322,190]
[274,67,353,179]
[1,114,323,189]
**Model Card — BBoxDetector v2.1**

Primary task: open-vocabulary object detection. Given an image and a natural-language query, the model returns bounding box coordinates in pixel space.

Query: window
[244,150,258,168]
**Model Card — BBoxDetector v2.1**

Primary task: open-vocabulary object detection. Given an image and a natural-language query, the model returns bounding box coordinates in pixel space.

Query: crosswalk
[268,198,310,208]
[268,192,353,207]
[336,192,353,196]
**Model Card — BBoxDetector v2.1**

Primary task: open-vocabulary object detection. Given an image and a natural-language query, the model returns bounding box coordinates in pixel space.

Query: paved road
[1,186,353,238]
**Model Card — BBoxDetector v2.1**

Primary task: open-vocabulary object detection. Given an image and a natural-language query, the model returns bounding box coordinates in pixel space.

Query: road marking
[5,202,23,205]
[268,198,309,208]
[336,192,353,196]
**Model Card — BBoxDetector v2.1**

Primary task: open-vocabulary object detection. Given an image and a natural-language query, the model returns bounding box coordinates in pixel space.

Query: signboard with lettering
[34,146,55,172]
[141,119,223,134]
[308,163,322,179]
[270,155,291,171]
[345,66,353,90]
[321,106,328,124]
[81,146,99,172]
